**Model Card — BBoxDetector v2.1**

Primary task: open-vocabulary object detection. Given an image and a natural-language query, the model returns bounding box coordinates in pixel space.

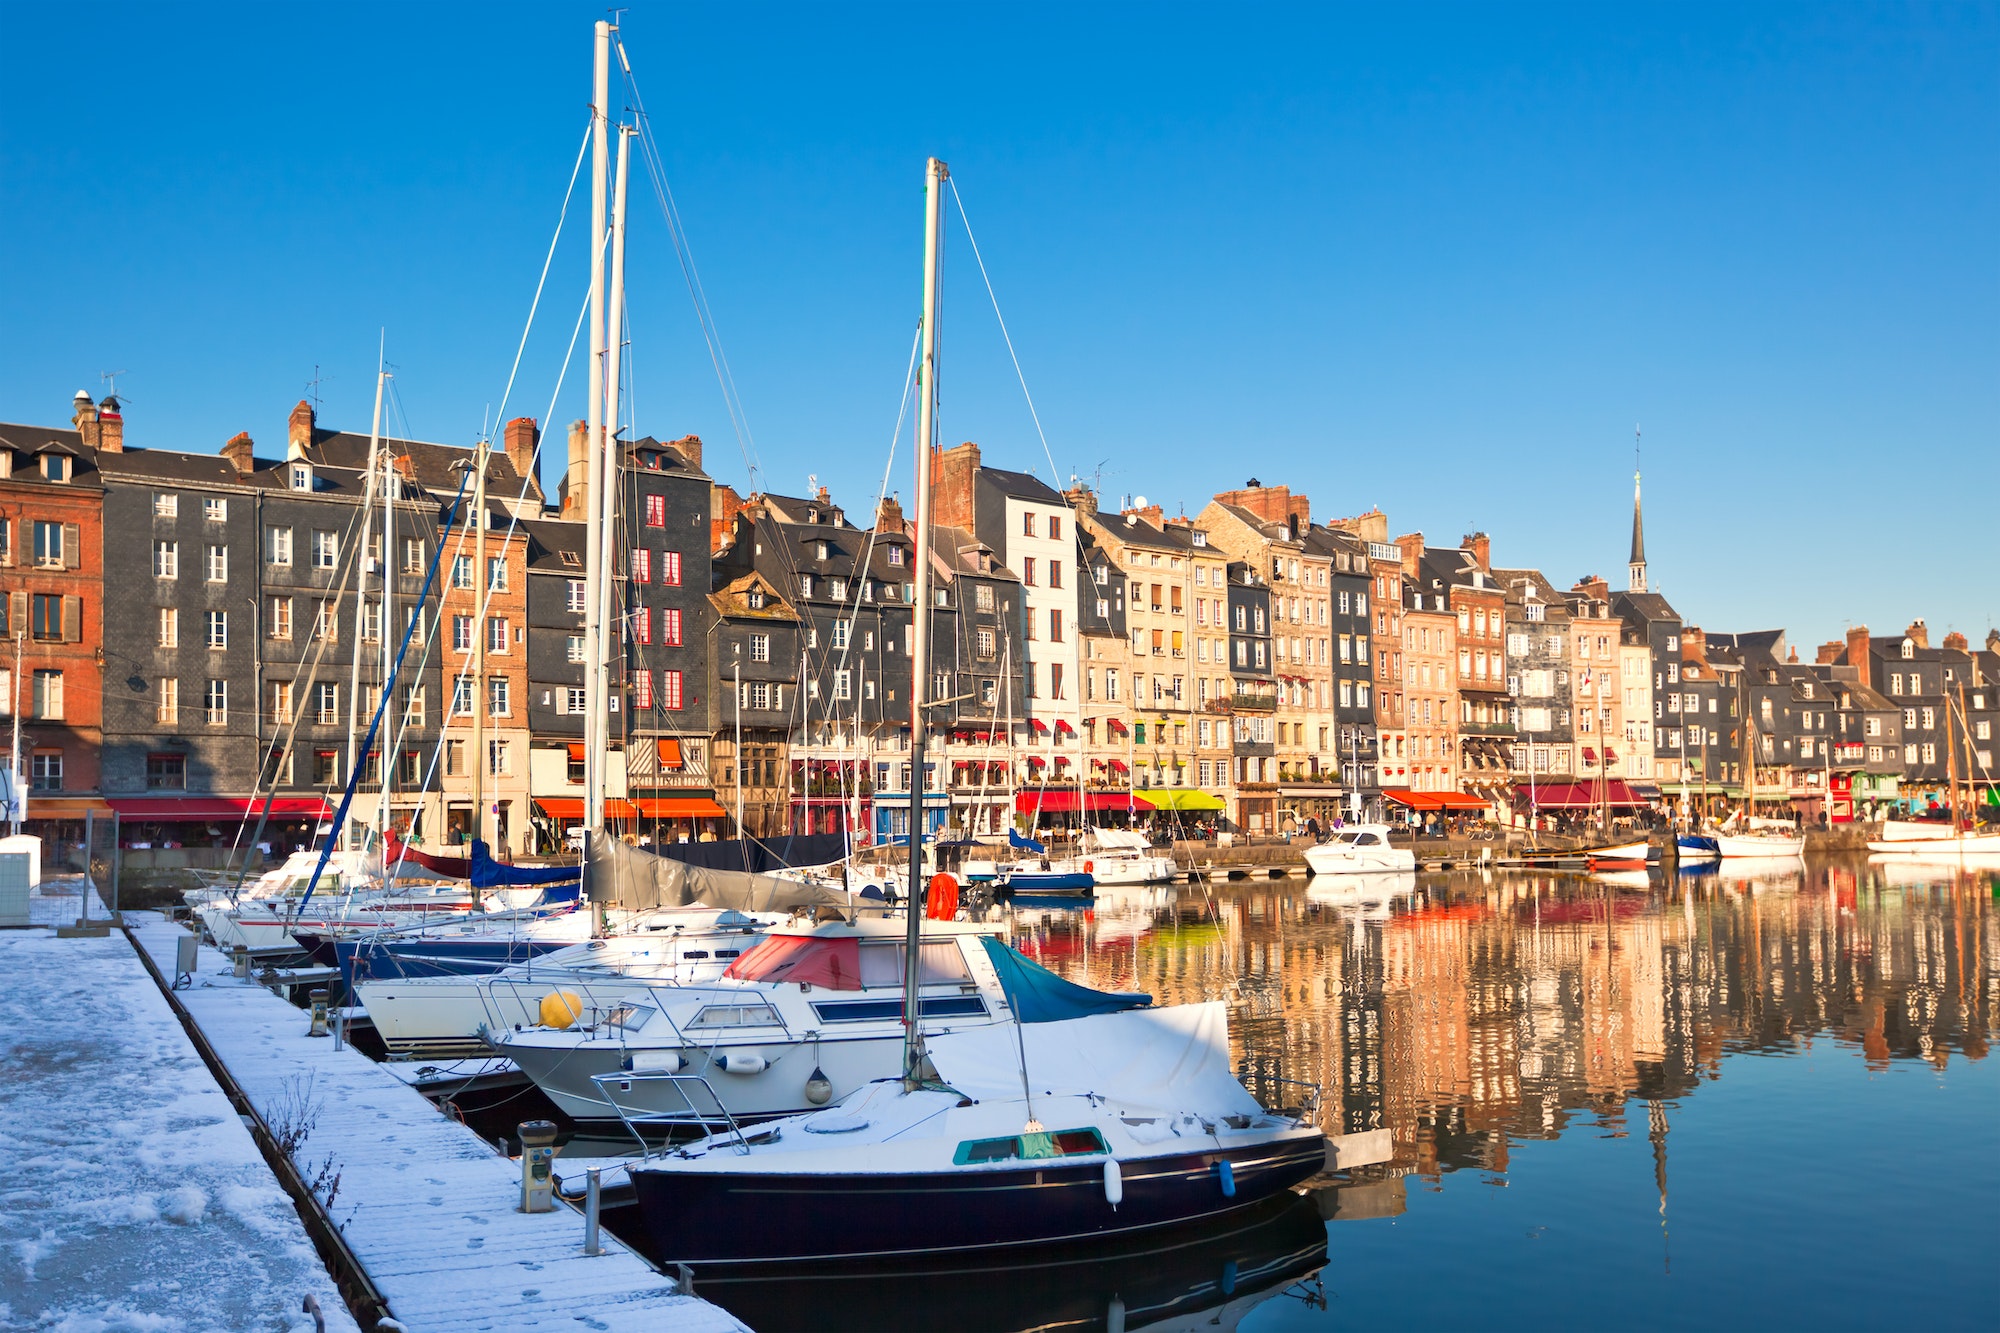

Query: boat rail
[589,1070,755,1156]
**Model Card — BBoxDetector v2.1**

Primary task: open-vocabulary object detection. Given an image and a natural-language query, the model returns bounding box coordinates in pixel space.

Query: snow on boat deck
[128,915,745,1333]
[1,887,358,1332]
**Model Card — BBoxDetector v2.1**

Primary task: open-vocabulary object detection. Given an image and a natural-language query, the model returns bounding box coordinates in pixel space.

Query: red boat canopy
[1383,790,1489,812]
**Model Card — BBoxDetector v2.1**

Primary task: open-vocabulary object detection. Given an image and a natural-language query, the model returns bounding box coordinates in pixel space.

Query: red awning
[657,739,684,769]
[536,796,729,821]
[1108,719,1129,735]
[1431,792,1489,811]
[535,797,585,819]
[1513,781,1649,810]
[1109,759,1130,774]
[1603,747,1619,763]
[1014,789,1157,814]
[1055,719,1076,734]
[567,744,586,763]
[1582,747,1598,763]
[1030,719,1050,733]
[1382,789,1439,810]
[109,797,330,820]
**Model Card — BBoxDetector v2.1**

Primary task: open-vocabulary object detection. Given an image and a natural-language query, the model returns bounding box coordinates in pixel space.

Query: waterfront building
[1332,510,1409,795]
[1074,523,1140,820]
[1395,534,1457,796]
[708,569,802,840]
[1424,535,1512,806]
[1564,576,1627,790]
[1224,559,1278,831]
[1498,568,1576,804]
[1610,471,1686,788]
[1304,523,1379,812]
[520,513,612,849]
[916,520,1026,838]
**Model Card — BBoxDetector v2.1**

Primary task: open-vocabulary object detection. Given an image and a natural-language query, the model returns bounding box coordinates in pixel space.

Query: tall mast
[379,432,396,842]
[345,365,386,851]
[471,437,488,847]
[581,19,611,833]
[902,155,947,1088]
[597,123,632,839]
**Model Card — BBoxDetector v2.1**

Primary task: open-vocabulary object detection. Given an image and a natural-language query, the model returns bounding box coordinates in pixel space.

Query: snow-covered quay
[1,883,357,1333]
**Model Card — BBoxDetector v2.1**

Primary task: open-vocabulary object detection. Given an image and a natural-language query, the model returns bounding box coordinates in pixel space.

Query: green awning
[1134,788,1226,812]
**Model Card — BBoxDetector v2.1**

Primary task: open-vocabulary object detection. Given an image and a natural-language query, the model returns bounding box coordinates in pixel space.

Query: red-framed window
[645,494,665,527]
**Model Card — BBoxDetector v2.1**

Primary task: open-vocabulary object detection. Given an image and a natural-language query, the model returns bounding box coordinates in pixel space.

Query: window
[153,539,177,578]
[144,751,188,790]
[290,464,313,492]
[488,739,511,775]
[1050,609,1063,642]
[662,551,682,586]
[401,683,425,726]
[634,669,654,710]
[0,518,9,566]
[1023,511,1036,536]
[313,530,338,569]
[644,493,665,527]
[452,615,473,652]
[403,538,425,573]
[314,600,338,641]
[632,606,652,644]
[154,493,178,518]
[976,627,996,658]
[316,681,339,723]
[488,617,510,653]
[662,669,684,710]
[488,677,510,717]
[566,578,586,613]
[565,686,587,715]
[750,632,770,662]
[834,669,852,701]
[661,607,682,647]
[453,675,474,716]
[157,607,178,648]
[832,619,850,650]
[1049,516,1062,542]
[201,497,226,523]
[483,556,506,592]
[155,678,178,724]
[1921,743,1937,765]
[31,594,75,643]
[1049,561,1062,590]
[975,584,995,612]
[632,548,651,583]
[268,680,292,724]
[30,750,62,789]
[205,679,227,726]
[205,610,227,649]
[260,595,290,641]
[566,634,585,663]
[452,555,474,589]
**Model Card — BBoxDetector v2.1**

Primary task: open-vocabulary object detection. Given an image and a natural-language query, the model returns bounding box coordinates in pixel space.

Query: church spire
[1628,426,1647,594]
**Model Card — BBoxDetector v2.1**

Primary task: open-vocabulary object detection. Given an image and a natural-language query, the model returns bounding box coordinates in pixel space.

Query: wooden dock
[130,916,744,1333]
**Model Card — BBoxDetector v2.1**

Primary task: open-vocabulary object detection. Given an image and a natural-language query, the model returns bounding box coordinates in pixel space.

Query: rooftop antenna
[99,369,127,400]
[307,364,332,416]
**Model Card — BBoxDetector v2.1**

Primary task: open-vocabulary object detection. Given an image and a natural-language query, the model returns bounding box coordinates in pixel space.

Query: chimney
[1788,646,1799,664]
[1815,640,1844,665]
[1063,485,1097,516]
[876,494,905,532]
[503,417,539,485]
[96,395,124,453]
[931,441,980,531]
[1905,618,1929,650]
[1845,626,1871,690]
[1464,531,1491,572]
[1684,625,1706,660]
[1393,532,1423,578]
[1574,574,1610,602]
[71,390,99,448]
[1123,503,1165,528]
[287,399,315,460]
[221,431,255,474]
[560,419,588,519]
[668,433,704,472]
[1212,482,1307,530]
[1942,630,1967,652]
[1987,629,2000,655]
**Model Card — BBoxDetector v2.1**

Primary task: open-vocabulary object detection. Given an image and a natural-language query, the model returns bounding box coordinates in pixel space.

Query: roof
[709,570,801,622]
[519,517,587,573]
[1613,590,1681,624]
[977,465,1065,505]
[299,428,544,503]
[92,447,247,487]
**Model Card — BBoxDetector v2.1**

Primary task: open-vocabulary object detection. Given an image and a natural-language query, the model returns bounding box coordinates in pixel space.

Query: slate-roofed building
[1497,566,1575,791]
[710,569,804,839]
[1304,522,1379,811]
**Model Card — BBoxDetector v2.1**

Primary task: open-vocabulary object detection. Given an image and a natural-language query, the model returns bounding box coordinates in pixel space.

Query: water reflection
[1010,858,1996,1182]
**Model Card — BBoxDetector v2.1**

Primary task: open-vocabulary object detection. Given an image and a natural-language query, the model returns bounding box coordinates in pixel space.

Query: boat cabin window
[858,941,973,989]
[604,1003,656,1031]
[952,1127,1109,1165]
[1353,831,1382,846]
[688,1003,781,1029]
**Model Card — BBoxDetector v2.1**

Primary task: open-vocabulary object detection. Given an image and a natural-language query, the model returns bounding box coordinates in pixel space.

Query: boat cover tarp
[469,841,581,890]
[977,936,1151,1023]
[382,832,472,880]
[648,832,850,874]
[586,830,850,912]
[1008,827,1047,854]
[927,1000,1261,1120]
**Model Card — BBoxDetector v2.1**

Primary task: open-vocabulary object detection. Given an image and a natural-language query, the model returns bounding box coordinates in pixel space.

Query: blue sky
[2,2,1993,649]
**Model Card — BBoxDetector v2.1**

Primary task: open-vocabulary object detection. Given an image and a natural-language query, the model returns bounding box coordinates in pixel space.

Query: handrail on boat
[589,1070,755,1157]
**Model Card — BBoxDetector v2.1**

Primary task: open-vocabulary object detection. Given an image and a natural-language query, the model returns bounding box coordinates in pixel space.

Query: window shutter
[8,591,25,631]
[63,523,81,569]
[63,595,83,643]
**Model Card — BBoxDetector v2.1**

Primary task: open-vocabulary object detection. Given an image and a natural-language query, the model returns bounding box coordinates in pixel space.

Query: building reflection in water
[1005,860,1995,1190]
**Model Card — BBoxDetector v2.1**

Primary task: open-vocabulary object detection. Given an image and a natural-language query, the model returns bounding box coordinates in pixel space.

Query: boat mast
[596,122,631,843]
[471,435,488,848]
[345,364,387,851]
[902,155,947,1089]
[379,424,397,846]
[581,19,611,836]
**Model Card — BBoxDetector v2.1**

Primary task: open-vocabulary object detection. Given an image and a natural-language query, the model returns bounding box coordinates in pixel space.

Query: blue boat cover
[978,936,1151,1023]
[651,832,850,874]
[469,841,582,890]
[1008,827,1047,855]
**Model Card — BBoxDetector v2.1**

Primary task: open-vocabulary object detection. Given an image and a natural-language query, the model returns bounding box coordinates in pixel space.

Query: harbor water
[699,856,1996,1331]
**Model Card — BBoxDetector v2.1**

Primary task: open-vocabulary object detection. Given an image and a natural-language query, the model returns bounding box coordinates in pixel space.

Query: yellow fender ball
[540,990,584,1030]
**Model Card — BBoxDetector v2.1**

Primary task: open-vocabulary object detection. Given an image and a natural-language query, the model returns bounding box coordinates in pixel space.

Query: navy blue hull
[628,1133,1327,1266]
[336,936,571,990]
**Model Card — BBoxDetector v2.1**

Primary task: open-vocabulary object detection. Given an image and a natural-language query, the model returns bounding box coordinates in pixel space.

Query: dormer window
[1901,638,1914,659]
[290,463,313,492]
[747,589,766,610]
[559,550,582,568]
[40,453,68,483]
[816,541,830,562]
[1192,532,1207,547]
[887,545,904,566]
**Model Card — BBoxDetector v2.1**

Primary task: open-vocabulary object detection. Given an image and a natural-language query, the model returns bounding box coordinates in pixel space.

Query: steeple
[1628,427,1647,594]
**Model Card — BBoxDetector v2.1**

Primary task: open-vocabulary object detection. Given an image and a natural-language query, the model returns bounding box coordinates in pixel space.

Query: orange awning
[536,795,727,822]
[566,744,586,763]
[536,797,585,819]
[657,738,683,769]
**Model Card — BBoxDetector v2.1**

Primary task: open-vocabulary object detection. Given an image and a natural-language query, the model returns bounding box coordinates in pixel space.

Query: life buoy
[1084,860,1094,874]
[925,873,960,921]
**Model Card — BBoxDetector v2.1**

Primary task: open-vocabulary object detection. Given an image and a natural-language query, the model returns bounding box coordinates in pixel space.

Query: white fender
[630,1049,683,1073]
[1103,1156,1123,1208]
[717,1050,768,1075]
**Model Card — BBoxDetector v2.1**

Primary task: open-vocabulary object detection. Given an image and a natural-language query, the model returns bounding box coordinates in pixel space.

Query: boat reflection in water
[689,1189,1328,1333]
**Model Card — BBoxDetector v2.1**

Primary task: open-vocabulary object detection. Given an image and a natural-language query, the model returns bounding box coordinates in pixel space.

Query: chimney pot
[287,399,315,460]
[1905,619,1930,650]
[221,431,255,474]
[503,417,540,489]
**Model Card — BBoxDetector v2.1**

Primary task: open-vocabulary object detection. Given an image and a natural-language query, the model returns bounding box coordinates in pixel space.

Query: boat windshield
[723,935,862,990]
[953,1127,1109,1165]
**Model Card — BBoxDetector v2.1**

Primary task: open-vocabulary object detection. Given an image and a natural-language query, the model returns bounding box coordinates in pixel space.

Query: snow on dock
[1,895,358,1332]
[128,916,745,1333]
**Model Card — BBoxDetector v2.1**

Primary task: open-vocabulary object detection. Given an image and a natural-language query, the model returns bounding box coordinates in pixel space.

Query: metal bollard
[232,944,250,978]
[332,1000,344,1052]
[583,1166,602,1255]
[307,989,330,1038]
[519,1120,558,1213]
[675,1262,697,1299]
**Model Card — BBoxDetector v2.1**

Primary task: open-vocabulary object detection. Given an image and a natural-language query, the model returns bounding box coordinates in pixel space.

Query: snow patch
[157,1185,208,1226]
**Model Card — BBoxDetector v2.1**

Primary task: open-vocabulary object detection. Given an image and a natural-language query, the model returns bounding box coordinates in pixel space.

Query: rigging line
[616,42,762,485]
[947,177,1061,489]
[492,121,594,445]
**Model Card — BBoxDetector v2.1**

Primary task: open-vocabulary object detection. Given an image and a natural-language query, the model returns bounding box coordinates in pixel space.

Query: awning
[1512,780,1650,810]
[1431,792,1489,811]
[1383,789,1435,810]
[534,796,728,821]
[1055,719,1076,735]
[1108,759,1129,774]
[1133,789,1225,812]
[19,797,114,820]
[1026,755,1047,767]
[1107,718,1128,735]
[1603,747,1619,764]
[567,743,586,763]
[657,738,683,769]
[1014,789,1157,814]
[1030,719,1050,733]
[109,797,330,820]
[1582,747,1598,763]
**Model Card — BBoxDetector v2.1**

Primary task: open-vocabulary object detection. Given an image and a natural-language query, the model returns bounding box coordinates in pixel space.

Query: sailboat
[619,157,1324,1268]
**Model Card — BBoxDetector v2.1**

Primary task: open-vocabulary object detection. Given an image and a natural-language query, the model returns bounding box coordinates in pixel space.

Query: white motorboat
[1866,820,2000,855]
[1713,831,1805,860]
[1303,824,1416,875]
[489,916,1150,1127]
[1049,828,1181,886]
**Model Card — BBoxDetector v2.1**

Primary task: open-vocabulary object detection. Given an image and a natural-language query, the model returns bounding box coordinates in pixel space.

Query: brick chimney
[1122,503,1165,529]
[710,483,751,555]
[221,431,255,474]
[503,417,539,484]
[71,390,99,448]
[1393,532,1423,578]
[1905,618,1929,650]
[1942,630,1968,652]
[96,395,124,452]
[932,441,979,531]
[1684,625,1706,660]
[287,400,315,460]
[1844,626,1871,689]
[1463,531,1491,572]
[1063,485,1097,516]
[667,433,703,472]
[876,494,905,532]
[1213,482,1308,530]
[1988,629,2000,655]
[560,419,588,519]
[1815,640,1844,665]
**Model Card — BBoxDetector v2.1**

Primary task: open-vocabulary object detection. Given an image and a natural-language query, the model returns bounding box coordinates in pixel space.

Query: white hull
[1714,833,1804,860]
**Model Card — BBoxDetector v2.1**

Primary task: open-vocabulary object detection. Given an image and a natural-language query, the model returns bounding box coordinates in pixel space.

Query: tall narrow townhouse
[1223,559,1278,831]
[1565,576,1627,792]
[1496,568,1576,790]
[1305,524,1380,812]
[1331,510,1408,796]
[1395,534,1457,796]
